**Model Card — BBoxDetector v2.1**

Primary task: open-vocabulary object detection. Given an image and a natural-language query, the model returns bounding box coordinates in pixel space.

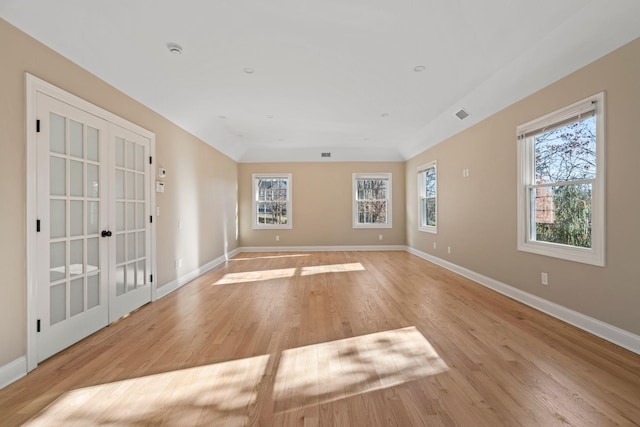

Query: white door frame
[26,73,157,372]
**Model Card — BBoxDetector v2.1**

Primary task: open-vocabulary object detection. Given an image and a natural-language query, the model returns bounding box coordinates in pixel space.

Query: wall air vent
[455,109,470,120]
[321,152,331,158]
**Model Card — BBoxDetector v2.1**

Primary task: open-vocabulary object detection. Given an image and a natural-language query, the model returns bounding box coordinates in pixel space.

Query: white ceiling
[2,1,640,162]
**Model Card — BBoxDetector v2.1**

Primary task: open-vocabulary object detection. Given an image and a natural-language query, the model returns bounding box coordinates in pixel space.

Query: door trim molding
[25,73,157,372]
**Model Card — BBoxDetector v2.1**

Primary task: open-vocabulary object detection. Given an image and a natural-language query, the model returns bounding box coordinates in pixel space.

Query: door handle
[101,230,112,237]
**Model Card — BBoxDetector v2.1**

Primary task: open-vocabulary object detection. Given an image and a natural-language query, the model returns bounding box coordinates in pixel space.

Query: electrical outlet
[178,221,182,230]
[433,242,437,249]
[175,258,183,268]
[275,235,280,241]
[541,272,548,286]
[447,246,451,254]
[378,234,383,240]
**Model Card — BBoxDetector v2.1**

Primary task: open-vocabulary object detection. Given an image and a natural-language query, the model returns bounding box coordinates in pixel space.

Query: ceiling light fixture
[267,115,274,119]
[243,67,255,74]
[380,113,390,118]
[217,115,227,119]
[413,65,426,72]
[167,43,183,55]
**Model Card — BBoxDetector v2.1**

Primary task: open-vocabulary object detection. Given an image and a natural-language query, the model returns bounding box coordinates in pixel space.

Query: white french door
[35,92,152,363]
[109,125,152,321]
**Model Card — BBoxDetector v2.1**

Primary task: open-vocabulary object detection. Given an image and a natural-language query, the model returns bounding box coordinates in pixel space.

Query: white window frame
[516,92,605,266]
[352,173,392,229]
[252,173,292,229]
[418,161,437,233]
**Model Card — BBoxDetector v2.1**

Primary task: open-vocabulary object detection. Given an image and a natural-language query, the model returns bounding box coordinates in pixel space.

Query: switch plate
[541,272,549,286]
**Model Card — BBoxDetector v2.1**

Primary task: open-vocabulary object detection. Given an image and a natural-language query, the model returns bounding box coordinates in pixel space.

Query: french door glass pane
[115,137,124,167]
[50,157,66,196]
[127,233,136,261]
[87,274,100,309]
[70,201,84,236]
[116,266,125,296]
[126,172,135,199]
[50,283,66,325]
[70,120,83,158]
[87,201,99,235]
[115,170,124,199]
[116,234,125,264]
[49,113,66,154]
[126,141,135,170]
[126,263,135,291]
[137,231,145,258]
[87,127,99,161]
[70,277,84,317]
[136,174,144,200]
[70,239,84,276]
[127,203,135,230]
[50,241,66,282]
[87,164,99,198]
[136,144,144,172]
[87,237,99,272]
[50,200,66,238]
[116,202,125,231]
[70,160,84,197]
[136,203,145,229]
[137,260,145,287]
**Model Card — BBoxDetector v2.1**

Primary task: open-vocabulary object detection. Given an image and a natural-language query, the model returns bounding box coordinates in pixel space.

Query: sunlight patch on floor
[25,355,270,426]
[300,263,365,276]
[230,254,311,261]
[273,326,448,413]
[214,268,297,285]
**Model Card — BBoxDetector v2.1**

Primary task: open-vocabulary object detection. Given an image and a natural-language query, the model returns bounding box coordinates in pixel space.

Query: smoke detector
[167,43,183,55]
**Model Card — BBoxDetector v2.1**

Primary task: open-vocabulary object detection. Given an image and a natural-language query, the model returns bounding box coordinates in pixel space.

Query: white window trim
[418,161,437,234]
[516,92,605,266]
[352,173,393,229]
[252,173,293,230]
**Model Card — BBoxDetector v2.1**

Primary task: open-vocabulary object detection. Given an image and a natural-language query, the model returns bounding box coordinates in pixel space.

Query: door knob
[101,230,112,237]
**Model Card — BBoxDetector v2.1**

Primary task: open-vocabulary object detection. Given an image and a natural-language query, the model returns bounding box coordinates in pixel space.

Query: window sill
[518,241,604,267]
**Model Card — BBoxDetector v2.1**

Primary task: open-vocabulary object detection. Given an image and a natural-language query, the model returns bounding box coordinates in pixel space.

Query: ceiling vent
[321,152,331,158]
[455,109,470,120]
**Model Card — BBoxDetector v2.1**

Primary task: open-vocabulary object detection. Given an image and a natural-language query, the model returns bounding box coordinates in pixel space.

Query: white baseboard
[406,246,640,355]
[0,356,27,390]
[238,245,407,252]
[156,248,241,300]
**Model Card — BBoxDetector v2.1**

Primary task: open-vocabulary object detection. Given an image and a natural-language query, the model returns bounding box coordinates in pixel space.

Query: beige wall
[0,19,238,366]
[406,37,640,336]
[239,162,406,247]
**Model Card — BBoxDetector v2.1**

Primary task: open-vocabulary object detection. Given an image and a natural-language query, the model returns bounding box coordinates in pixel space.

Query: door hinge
[149,156,153,165]
[37,319,41,333]
[150,215,153,224]
[36,219,41,232]
[150,274,153,283]
[36,119,40,133]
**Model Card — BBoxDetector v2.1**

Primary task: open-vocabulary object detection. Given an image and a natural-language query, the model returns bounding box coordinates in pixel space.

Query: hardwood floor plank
[1,251,639,426]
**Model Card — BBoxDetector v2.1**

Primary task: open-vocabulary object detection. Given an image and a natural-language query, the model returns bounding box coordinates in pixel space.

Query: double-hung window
[352,173,392,228]
[516,92,605,266]
[418,161,437,233]
[252,173,292,229]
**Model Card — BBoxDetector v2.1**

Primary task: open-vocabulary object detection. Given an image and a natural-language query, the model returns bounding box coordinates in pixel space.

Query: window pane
[532,183,592,248]
[357,201,387,224]
[534,115,596,184]
[422,198,436,227]
[424,169,436,198]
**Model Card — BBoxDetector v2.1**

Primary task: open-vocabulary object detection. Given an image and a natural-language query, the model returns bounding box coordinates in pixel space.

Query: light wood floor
[1,251,639,426]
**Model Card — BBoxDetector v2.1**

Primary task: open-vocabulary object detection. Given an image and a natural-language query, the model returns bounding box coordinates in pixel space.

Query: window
[517,92,605,266]
[252,173,292,229]
[418,161,437,233]
[352,173,392,228]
